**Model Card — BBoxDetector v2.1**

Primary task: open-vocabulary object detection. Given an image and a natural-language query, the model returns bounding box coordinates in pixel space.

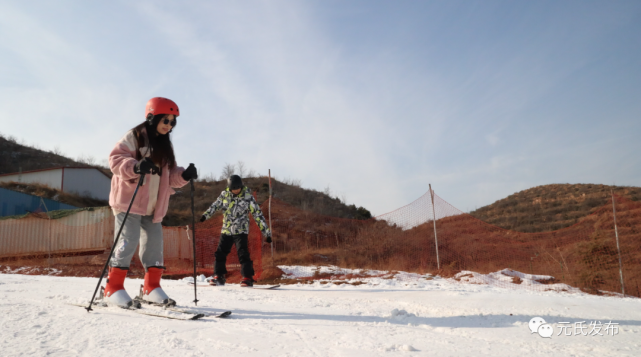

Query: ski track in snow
[1,269,640,356]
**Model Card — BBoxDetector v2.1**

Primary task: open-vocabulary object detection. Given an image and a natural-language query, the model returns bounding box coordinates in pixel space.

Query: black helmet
[227,175,243,190]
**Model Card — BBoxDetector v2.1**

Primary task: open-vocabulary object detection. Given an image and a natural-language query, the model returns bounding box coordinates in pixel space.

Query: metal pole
[268,169,274,266]
[189,167,199,306]
[611,190,625,296]
[86,173,145,312]
[41,198,52,265]
[429,184,441,269]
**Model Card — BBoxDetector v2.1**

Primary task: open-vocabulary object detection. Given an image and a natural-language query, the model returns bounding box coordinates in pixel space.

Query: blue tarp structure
[0,187,78,217]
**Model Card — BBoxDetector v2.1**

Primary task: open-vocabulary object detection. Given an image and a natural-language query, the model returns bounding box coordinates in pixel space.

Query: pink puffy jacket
[108,128,188,223]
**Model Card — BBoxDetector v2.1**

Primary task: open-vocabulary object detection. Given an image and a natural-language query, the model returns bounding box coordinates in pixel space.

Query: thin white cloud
[133,1,413,214]
[0,1,639,217]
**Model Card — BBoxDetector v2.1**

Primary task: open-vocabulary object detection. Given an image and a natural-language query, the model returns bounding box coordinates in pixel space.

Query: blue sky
[1,1,640,215]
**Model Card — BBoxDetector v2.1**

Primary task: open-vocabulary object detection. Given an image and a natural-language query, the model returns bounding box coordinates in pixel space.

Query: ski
[133,286,232,318]
[168,306,232,318]
[189,282,280,289]
[131,307,206,320]
[159,306,231,319]
[67,302,206,320]
[134,298,231,318]
[252,284,281,290]
[214,311,232,318]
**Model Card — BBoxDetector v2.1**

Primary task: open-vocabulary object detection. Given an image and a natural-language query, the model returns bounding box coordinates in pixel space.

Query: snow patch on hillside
[1,265,61,275]
[276,265,588,295]
[453,269,582,293]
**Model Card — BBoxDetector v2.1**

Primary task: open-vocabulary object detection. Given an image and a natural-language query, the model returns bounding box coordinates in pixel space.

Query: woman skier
[105,97,198,308]
[200,175,272,287]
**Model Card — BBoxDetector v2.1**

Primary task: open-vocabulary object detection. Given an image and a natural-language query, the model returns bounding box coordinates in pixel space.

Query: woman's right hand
[134,157,159,175]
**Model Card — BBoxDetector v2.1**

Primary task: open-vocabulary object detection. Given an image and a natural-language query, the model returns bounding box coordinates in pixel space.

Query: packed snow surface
[2,266,640,356]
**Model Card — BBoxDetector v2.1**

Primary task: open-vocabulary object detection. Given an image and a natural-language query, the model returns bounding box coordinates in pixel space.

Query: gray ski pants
[109,212,164,269]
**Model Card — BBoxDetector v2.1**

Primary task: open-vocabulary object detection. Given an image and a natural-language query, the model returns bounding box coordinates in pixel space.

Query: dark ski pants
[214,233,254,278]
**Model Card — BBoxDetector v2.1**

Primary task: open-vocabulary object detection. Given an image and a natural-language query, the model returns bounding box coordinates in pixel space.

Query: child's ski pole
[269,169,274,265]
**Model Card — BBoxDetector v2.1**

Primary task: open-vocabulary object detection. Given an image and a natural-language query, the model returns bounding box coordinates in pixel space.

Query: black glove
[265,234,272,244]
[182,164,198,181]
[134,158,159,175]
[199,215,207,222]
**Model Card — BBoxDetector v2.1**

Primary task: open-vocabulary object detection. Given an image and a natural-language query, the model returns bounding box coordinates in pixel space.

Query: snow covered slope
[1,270,639,356]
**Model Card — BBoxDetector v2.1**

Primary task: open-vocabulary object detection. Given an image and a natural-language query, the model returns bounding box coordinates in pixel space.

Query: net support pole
[268,169,274,266]
[41,198,52,264]
[611,190,625,296]
[429,184,441,270]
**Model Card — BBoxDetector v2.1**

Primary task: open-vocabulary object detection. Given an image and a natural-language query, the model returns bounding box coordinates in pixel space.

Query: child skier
[106,97,198,308]
[200,175,272,287]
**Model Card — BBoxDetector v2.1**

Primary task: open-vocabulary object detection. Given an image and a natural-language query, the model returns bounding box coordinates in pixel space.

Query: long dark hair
[131,114,177,171]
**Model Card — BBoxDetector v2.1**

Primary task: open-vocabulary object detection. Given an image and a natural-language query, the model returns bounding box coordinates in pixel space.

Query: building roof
[0,166,112,179]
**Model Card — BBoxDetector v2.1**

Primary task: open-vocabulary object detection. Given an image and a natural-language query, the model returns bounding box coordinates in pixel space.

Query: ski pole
[189,164,199,306]
[86,172,146,312]
[268,169,274,266]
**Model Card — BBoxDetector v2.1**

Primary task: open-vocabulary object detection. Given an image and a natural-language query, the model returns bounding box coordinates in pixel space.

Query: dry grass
[259,266,285,284]
[469,184,641,233]
[2,132,371,226]
[257,195,641,297]
[0,134,97,175]
[163,176,372,226]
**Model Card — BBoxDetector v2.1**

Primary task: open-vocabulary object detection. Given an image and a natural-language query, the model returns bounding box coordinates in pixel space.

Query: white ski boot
[138,267,176,307]
[103,267,136,308]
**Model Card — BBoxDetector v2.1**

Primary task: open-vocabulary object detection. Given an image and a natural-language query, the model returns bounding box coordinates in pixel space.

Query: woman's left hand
[182,164,198,181]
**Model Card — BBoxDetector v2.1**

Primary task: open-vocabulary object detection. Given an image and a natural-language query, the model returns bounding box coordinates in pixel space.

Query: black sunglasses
[162,118,177,127]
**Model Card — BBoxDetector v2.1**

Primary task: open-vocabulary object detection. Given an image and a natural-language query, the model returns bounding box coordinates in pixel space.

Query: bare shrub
[236,160,247,177]
[200,172,218,183]
[52,145,64,156]
[219,162,235,180]
[77,154,96,166]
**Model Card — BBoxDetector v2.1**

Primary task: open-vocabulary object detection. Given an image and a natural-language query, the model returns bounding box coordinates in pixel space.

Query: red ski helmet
[145,97,180,119]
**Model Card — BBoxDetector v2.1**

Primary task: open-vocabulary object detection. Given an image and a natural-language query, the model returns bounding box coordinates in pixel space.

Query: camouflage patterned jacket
[202,186,271,237]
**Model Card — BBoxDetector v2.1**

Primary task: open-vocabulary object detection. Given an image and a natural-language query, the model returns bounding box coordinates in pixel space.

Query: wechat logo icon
[529,317,553,338]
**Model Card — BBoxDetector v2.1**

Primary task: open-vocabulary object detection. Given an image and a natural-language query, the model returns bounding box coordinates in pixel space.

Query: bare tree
[281,177,302,187]
[99,158,110,169]
[236,160,247,178]
[52,146,63,156]
[77,154,97,166]
[219,162,236,180]
[202,172,217,182]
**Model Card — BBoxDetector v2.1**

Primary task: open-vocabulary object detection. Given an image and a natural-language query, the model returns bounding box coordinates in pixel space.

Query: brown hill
[163,177,372,226]
[258,193,640,297]
[469,184,641,233]
[1,131,371,224]
[0,133,92,174]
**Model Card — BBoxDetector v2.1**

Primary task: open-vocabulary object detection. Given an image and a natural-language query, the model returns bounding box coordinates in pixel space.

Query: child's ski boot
[240,277,254,287]
[209,275,226,286]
